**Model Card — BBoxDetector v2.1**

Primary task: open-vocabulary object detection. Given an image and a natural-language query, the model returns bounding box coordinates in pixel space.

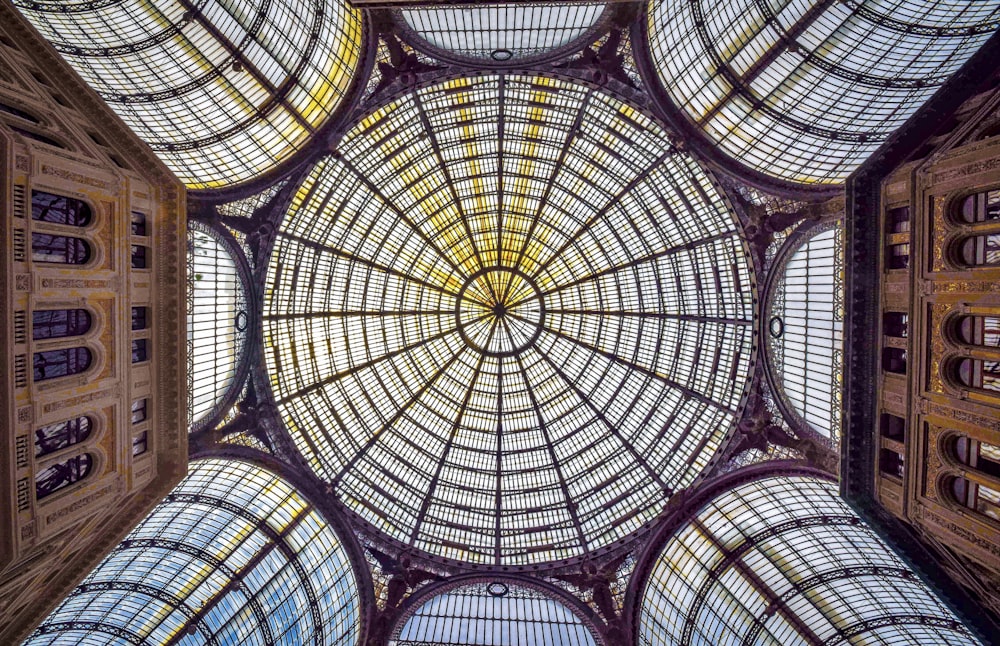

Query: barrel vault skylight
[645,0,1000,184]
[14,0,365,189]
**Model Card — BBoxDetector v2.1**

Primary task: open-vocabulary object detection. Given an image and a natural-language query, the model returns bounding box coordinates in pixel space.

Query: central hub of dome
[456,267,544,357]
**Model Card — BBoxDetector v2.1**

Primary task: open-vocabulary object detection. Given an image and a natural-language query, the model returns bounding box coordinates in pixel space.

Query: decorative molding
[39,278,109,290]
[43,485,114,524]
[922,508,1000,560]
[42,388,113,414]
[40,164,111,190]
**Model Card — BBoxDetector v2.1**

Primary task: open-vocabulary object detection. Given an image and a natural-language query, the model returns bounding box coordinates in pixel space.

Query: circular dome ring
[264,74,757,568]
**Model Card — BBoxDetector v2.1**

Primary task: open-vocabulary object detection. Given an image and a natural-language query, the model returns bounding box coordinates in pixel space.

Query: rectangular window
[131,211,147,236]
[886,206,910,233]
[131,398,147,424]
[131,306,148,331]
[132,431,148,457]
[879,448,904,479]
[886,243,909,270]
[882,347,907,375]
[131,338,148,363]
[882,312,908,338]
[131,245,148,269]
[879,413,906,441]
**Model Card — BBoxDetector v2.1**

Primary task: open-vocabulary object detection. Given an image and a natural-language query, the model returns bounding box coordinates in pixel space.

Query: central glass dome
[264,75,756,566]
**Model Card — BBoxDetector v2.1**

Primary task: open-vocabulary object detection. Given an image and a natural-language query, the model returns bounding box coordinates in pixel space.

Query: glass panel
[392,582,598,645]
[33,347,91,382]
[638,476,982,645]
[131,398,147,425]
[131,306,148,331]
[131,431,147,457]
[31,233,90,264]
[31,191,92,226]
[263,75,756,565]
[402,3,606,62]
[130,211,147,236]
[32,309,91,340]
[646,0,1000,183]
[131,338,148,363]
[25,459,362,646]
[130,244,147,269]
[34,416,91,457]
[14,0,365,188]
[770,224,844,438]
[188,226,247,426]
[35,453,92,499]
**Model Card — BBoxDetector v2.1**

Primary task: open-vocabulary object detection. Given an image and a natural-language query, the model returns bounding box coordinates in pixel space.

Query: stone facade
[0,5,187,642]
[875,78,1000,618]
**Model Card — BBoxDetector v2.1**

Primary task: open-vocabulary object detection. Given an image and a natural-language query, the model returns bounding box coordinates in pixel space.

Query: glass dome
[644,0,1000,184]
[263,74,756,566]
[14,0,365,189]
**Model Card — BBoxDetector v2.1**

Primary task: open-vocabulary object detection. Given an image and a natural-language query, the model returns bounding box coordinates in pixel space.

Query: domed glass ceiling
[264,75,756,566]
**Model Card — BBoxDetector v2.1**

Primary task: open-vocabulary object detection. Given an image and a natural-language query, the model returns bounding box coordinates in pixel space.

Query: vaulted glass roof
[264,74,756,566]
[391,581,599,645]
[645,0,1000,184]
[14,0,364,189]
[638,475,981,645]
[399,3,608,63]
[24,459,362,645]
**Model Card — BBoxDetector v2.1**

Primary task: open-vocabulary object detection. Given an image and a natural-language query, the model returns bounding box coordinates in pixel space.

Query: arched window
[954,357,1000,393]
[33,347,91,382]
[31,233,90,264]
[0,102,39,123]
[400,3,607,64]
[954,436,1000,480]
[951,476,1000,522]
[956,315,1000,348]
[957,189,1000,223]
[188,226,248,427]
[35,453,92,499]
[32,309,91,340]
[31,191,92,226]
[957,234,1000,267]
[34,416,92,457]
